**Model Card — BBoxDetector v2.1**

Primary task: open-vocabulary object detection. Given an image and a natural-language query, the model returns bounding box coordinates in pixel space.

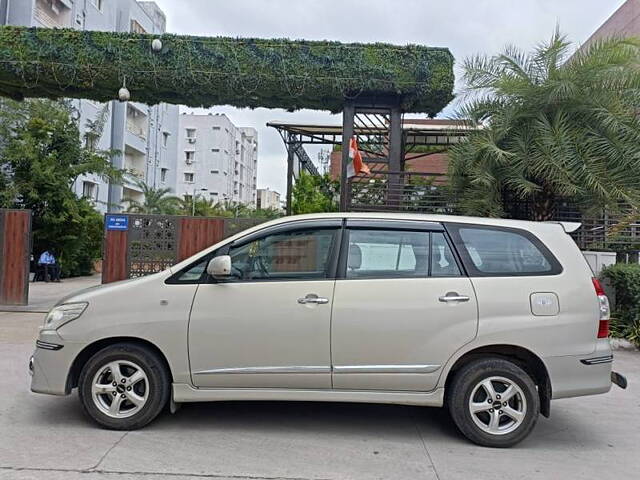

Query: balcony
[34,0,72,28]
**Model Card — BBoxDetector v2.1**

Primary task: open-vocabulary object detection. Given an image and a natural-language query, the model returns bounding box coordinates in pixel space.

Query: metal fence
[346,170,640,252]
[103,214,267,283]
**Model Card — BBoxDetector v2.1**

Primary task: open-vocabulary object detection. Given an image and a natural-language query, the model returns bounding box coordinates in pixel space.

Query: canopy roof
[0,26,454,114]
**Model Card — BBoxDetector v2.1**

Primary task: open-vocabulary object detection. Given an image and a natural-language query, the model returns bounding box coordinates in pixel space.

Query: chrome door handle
[298,294,329,305]
[439,293,470,303]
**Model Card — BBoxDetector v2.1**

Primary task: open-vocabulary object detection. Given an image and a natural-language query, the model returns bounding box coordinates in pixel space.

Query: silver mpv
[30,213,627,447]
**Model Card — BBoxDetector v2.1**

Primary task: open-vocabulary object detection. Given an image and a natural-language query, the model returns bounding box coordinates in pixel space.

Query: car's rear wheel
[78,343,170,430]
[447,357,539,448]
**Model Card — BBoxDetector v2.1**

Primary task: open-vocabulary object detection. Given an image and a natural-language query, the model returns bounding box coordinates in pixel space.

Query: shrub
[601,263,640,346]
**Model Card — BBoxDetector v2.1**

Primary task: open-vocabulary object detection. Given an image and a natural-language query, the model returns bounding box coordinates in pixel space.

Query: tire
[78,343,170,430]
[447,357,539,448]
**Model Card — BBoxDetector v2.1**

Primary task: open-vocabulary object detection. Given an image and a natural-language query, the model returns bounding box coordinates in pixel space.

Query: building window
[131,19,146,33]
[185,151,195,163]
[210,170,219,174]
[186,128,196,138]
[160,168,168,183]
[82,181,97,201]
[212,126,221,131]
[183,194,193,203]
[184,173,194,183]
[210,192,218,197]
[162,132,170,147]
[92,0,103,12]
[211,148,220,153]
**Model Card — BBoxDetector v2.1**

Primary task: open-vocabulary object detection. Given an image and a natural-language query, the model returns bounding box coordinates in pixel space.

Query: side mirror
[207,255,231,278]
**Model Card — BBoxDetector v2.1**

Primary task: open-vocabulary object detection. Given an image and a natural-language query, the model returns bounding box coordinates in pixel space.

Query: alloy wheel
[468,376,527,436]
[91,360,149,419]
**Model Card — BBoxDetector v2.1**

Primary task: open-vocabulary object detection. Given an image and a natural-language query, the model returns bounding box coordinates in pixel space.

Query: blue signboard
[106,215,129,231]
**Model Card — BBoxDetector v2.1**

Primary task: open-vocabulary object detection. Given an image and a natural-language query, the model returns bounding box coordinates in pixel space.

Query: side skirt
[172,383,444,407]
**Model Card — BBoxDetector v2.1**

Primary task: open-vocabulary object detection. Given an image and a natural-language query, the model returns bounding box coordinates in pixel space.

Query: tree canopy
[448,30,640,220]
[0,99,118,276]
[0,26,454,115]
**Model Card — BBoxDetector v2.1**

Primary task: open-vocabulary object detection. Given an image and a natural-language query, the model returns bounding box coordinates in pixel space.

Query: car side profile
[29,213,626,447]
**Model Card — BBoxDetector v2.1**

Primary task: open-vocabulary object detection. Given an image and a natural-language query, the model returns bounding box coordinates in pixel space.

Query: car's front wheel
[78,343,170,430]
[447,357,539,448]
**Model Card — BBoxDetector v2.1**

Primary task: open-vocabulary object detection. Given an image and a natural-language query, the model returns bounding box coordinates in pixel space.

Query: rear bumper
[545,342,613,400]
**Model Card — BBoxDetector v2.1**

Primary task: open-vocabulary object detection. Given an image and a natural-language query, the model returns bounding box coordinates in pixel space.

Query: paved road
[0,312,638,480]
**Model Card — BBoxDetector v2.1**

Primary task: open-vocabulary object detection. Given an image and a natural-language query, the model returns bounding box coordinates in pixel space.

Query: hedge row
[0,26,454,114]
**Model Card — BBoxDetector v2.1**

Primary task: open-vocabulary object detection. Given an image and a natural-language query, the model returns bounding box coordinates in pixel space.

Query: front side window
[346,230,429,278]
[227,228,337,281]
[454,226,557,275]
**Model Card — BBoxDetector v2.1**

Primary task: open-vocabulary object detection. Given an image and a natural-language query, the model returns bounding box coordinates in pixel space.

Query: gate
[0,209,31,305]
[102,214,266,284]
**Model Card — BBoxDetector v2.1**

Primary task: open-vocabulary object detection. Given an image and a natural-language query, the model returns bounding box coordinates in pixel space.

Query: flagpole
[340,102,355,212]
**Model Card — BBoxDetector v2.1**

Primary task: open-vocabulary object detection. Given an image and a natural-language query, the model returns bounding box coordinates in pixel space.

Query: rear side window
[449,225,561,276]
[346,230,429,278]
[343,229,462,279]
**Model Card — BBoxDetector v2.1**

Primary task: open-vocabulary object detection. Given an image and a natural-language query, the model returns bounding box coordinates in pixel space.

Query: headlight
[44,302,88,329]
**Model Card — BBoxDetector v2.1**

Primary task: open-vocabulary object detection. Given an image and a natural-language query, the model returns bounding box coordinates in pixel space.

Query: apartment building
[176,113,258,207]
[257,188,281,211]
[1,0,179,212]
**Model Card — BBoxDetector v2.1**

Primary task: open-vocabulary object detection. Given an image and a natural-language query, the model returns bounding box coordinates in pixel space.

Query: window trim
[444,223,563,277]
[337,223,463,280]
[166,219,344,285]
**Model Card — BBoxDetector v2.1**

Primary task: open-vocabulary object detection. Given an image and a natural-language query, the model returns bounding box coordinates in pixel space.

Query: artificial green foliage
[0,26,454,115]
[292,173,339,214]
[0,99,118,277]
[448,30,640,220]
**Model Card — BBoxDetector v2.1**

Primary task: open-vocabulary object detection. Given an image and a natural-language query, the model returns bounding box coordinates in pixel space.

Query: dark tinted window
[457,227,553,274]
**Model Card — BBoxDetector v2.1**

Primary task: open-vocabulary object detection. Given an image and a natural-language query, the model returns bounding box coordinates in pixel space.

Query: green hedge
[0,26,454,115]
[601,263,640,346]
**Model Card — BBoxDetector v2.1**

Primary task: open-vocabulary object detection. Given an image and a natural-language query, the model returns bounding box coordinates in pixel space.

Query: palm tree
[124,180,180,214]
[449,29,640,220]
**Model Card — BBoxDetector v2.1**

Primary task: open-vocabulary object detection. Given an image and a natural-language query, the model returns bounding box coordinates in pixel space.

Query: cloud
[152,0,625,194]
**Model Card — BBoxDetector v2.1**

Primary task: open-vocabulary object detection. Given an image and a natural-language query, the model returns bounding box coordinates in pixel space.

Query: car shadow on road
[30,394,603,450]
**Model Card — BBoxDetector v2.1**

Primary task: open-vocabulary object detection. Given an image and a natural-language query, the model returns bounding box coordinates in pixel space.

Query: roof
[267,119,476,147]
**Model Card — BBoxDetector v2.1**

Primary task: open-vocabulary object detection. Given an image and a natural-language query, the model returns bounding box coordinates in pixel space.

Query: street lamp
[192,187,208,216]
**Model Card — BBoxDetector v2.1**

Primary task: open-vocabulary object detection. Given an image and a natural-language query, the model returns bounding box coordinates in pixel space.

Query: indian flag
[346,137,370,178]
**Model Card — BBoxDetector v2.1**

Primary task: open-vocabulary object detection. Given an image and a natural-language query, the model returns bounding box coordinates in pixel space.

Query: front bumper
[30,330,81,396]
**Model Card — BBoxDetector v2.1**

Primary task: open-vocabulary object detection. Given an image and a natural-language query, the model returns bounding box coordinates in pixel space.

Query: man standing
[38,250,61,282]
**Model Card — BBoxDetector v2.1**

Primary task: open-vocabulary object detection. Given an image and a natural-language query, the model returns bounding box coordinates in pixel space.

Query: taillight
[592,278,610,338]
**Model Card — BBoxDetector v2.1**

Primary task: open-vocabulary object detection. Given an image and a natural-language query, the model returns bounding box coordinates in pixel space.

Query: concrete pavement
[0,311,638,480]
[0,275,101,313]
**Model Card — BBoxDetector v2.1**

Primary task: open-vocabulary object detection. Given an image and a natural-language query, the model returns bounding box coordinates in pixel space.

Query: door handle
[297,294,329,305]
[439,293,470,303]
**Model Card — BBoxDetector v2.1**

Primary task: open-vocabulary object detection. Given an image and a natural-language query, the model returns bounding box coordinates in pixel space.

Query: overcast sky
[150,0,625,195]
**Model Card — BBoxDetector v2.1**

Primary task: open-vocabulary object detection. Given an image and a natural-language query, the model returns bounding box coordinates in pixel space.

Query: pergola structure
[268,103,473,214]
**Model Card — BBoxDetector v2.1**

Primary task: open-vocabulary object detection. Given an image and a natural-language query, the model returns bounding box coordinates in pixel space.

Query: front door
[188,221,341,389]
[331,222,478,392]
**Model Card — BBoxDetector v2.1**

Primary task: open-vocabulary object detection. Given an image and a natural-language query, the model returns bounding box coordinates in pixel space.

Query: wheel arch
[66,337,174,394]
[443,344,552,418]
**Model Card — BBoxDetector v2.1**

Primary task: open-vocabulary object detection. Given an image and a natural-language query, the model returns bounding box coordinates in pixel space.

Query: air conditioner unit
[185,159,193,165]
[187,137,196,144]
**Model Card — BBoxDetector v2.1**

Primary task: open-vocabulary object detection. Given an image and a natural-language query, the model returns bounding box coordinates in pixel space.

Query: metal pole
[388,105,403,208]
[286,133,294,216]
[340,102,355,212]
